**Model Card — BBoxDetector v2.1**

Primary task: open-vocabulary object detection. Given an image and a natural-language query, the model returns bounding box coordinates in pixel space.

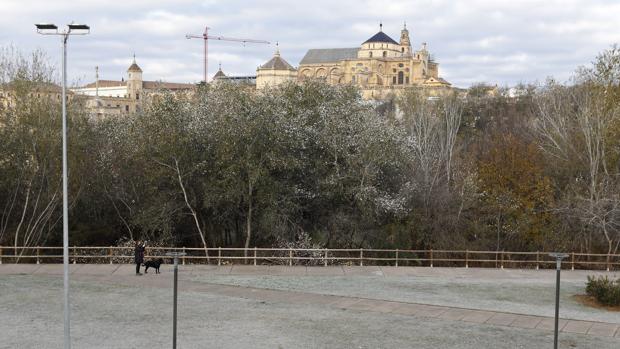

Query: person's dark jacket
[134,244,145,264]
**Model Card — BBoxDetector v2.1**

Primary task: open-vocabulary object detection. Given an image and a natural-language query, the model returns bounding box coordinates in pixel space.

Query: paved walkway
[2,264,620,340]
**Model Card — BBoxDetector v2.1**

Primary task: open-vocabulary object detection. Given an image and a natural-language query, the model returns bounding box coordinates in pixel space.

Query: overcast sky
[1,0,619,88]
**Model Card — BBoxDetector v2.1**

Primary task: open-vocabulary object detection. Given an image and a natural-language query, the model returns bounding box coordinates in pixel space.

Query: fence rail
[1,246,619,271]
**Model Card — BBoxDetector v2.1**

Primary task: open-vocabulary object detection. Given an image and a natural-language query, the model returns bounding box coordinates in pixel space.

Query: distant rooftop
[81,80,193,90]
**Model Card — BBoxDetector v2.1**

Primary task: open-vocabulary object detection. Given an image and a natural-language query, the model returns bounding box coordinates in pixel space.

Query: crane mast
[186,26,270,83]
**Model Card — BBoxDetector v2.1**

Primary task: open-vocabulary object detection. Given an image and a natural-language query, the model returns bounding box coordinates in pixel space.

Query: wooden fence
[2,246,619,271]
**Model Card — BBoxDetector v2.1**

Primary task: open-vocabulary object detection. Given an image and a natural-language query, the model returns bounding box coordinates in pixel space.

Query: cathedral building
[256,23,451,99]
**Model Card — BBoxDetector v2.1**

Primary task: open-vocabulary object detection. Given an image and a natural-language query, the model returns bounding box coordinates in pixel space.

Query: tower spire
[379,21,383,32]
[400,21,411,48]
[275,41,280,56]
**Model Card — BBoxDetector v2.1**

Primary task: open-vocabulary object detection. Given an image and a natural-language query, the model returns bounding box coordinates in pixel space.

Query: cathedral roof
[259,52,296,71]
[299,48,359,65]
[363,31,399,45]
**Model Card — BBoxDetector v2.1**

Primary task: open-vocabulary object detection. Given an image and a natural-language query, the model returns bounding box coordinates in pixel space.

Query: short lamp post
[549,253,569,349]
[35,22,89,349]
[166,251,187,349]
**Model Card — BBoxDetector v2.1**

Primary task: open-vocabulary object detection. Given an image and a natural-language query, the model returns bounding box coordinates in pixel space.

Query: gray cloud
[0,0,618,87]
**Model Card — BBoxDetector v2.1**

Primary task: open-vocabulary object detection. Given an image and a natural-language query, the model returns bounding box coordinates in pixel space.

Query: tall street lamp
[166,251,187,349]
[549,252,569,349]
[35,22,90,349]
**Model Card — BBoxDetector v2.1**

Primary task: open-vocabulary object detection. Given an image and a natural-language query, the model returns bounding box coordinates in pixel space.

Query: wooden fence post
[500,251,504,269]
[108,247,113,264]
[571,252,575,271]
[359,248,363,266]
[606,253,610,272]
[73,246,77,264]
[36,248,41,265]
[324,249,328,267]
[536,251,540,270]
[430,249,433,268]
[0,245,3,264]
[182,247,186,265]
[289,248,293,266]
[218,247,221,266]
[395,249,399,267]
[465,250,469,268]
[254,247,257,266]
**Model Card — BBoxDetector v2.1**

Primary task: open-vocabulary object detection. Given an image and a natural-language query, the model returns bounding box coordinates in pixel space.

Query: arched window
[398,71,404,84]
[401,47,405,53]
[392,76,396,84]
[382,51,387,57]
[369,51,373,58]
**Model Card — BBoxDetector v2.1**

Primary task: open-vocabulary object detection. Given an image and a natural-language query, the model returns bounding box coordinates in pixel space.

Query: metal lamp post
[35,22,90,349]
[549,253,569,349]
[166,251,187,349]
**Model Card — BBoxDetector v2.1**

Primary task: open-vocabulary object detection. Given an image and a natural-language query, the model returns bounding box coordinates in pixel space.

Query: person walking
[134,240,145,275]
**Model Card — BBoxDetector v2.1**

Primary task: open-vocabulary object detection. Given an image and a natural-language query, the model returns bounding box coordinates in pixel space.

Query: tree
[396,90,463,248]
[534,47,620,259]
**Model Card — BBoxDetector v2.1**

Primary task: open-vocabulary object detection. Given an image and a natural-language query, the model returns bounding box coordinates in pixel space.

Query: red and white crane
[186,26,270,83]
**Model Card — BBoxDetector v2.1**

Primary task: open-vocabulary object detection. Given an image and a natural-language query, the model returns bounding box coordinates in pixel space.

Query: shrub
[274,231,326,266]
[586,275,620,306]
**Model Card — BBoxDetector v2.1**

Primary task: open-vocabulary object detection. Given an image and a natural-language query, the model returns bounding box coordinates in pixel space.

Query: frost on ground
[1,275,619,349]
[190,270,620,323]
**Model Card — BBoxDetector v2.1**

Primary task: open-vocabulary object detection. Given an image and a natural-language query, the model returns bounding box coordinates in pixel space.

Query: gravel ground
[190,272,620,323]
[1,275,619,348]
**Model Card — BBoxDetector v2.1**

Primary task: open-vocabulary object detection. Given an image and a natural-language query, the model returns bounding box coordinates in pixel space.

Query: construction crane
[186,26,270,83]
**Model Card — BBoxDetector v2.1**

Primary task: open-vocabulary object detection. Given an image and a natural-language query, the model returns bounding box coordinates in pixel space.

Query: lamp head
[35,23,58,34]
[67,23,90,34]
[549,253,569,260]
[68,23,89,30]
[35,23,58,30]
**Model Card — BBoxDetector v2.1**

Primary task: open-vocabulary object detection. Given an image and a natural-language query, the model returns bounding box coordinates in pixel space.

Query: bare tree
[534,80,620,260]
[154,158,210,261]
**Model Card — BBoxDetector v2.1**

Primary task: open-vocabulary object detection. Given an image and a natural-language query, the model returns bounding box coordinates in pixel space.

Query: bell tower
[400,22,411,55]
[126,54,143,100]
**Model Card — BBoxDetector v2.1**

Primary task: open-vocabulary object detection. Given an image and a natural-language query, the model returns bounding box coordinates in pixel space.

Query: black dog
[143,258,164,274]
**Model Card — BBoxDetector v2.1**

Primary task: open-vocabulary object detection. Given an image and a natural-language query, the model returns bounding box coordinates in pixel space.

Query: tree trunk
[104,186,133,241]
[244,180,253,262]
[14,182,31,255]
[170,159,210,261]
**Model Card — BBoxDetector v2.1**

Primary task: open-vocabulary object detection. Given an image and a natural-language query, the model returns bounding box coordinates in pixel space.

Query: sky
[1,0,619,88]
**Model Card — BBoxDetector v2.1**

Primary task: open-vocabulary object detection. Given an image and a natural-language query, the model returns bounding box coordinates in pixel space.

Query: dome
[259,49,295,71]
[212,68,226,80]
[363,31,399,45]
